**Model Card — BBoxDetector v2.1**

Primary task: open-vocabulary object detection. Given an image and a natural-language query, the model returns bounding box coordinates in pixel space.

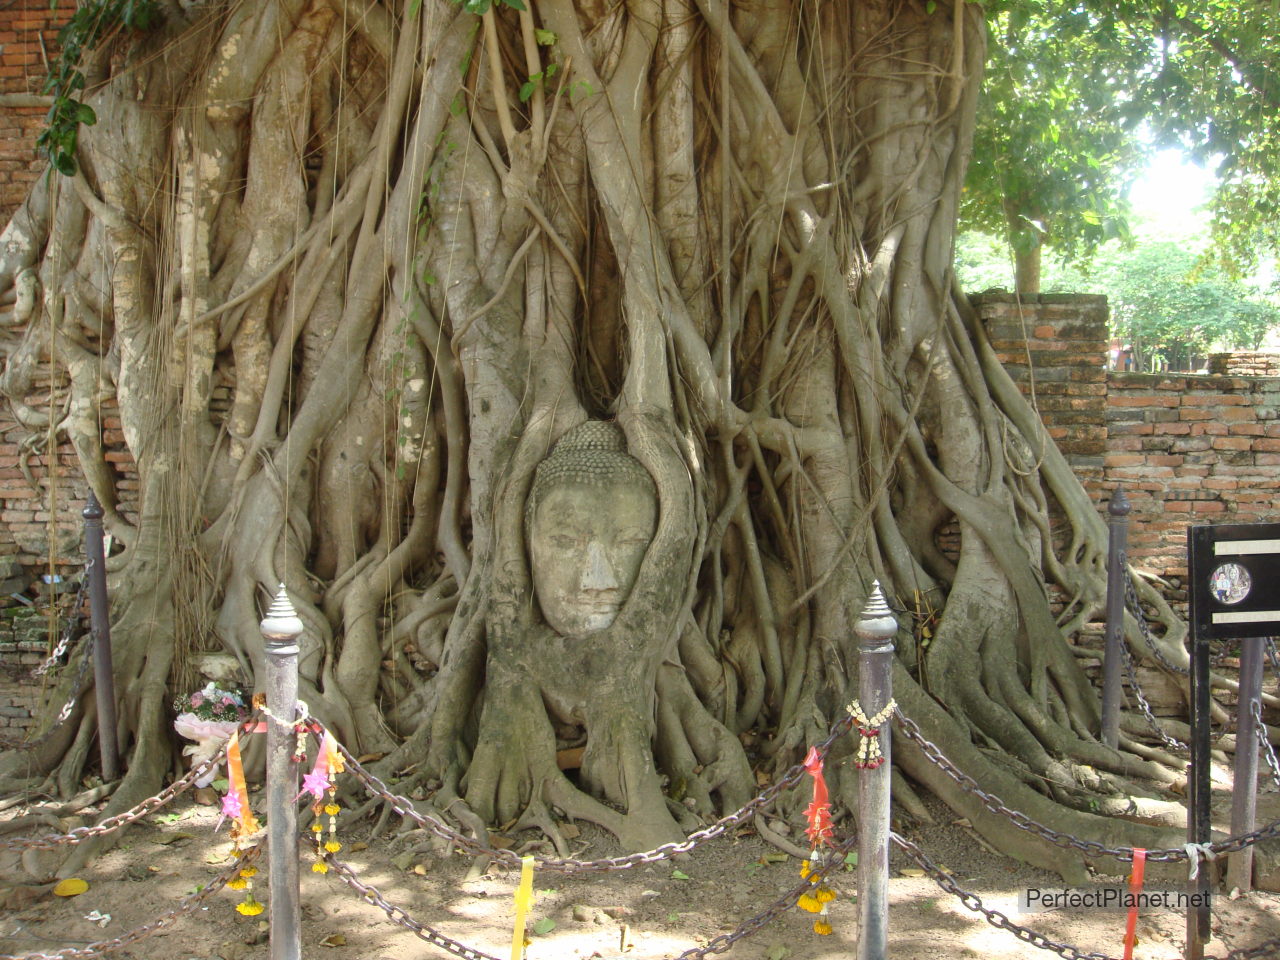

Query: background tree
[962,1,1145,293]
[2,0,1260,878]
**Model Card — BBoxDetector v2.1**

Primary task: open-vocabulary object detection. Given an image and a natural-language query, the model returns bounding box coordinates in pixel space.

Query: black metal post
[856,582,897,960]
[1188,633,1212,958]
[261,585,302,960]
[81,490,119,781]
[1100,486,1131,749]
[1227,637,1263,891]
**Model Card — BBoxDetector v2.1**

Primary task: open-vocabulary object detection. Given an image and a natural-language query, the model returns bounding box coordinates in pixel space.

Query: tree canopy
[964,0,1280,288]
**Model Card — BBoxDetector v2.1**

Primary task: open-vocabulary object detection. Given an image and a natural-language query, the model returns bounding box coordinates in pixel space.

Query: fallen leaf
[759,852,787,865]
[151,832,195,845]
[349,841,369,852]
[488,833,513,850]
[766,946,790,960]
[898,868,925,878]
[53,878,89,897]
[391,851,416,871]
[670,869,691,881]
[412,864,428,876]
[319,933,346,947]
[356,753,385,764]
[532,917,556,935]
[559,822,581,840]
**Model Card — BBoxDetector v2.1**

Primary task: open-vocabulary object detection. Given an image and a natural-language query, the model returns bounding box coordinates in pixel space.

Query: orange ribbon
[803,747,833,847]
[226,730,259,835]
[1123,847,1146,960]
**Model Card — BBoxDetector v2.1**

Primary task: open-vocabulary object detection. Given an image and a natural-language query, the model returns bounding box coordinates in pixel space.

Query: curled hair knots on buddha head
[526,421,656,525]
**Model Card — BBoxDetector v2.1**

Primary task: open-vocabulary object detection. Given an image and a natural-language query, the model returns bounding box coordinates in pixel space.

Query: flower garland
[221,730,264,916]
[845,697,895,769]
[798,746,837,935]
[301,729,346,873]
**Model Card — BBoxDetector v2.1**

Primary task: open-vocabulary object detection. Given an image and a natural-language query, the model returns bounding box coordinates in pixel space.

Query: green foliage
[965,3,1147,270]
[956,230,1280,372]
[969,1,1280,273]
[39,1,158,177]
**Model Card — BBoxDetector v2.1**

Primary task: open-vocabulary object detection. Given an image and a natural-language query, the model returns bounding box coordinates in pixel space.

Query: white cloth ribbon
[1184,842,1215,880]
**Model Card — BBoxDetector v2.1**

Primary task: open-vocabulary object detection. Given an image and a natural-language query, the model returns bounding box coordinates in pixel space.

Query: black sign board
[1188,522,1280,640]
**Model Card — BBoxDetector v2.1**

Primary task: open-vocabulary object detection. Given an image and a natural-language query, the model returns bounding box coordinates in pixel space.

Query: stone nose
[580,540,619,592]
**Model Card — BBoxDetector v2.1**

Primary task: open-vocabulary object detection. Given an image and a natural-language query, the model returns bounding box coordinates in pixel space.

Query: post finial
[260,583,304,645]
[856,580,899,644]
[1108,485,1131,517]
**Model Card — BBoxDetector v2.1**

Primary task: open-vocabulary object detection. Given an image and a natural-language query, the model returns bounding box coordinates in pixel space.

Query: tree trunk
[0,0,1192,873]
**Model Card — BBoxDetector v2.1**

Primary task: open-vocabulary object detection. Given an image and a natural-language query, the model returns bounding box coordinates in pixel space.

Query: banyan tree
[0,0,1198,876]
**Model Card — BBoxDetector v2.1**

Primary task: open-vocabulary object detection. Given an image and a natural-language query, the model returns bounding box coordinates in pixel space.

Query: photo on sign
[1208,562,1251,606]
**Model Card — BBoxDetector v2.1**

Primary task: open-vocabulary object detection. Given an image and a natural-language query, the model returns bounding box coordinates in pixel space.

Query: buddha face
[529,482,657,636]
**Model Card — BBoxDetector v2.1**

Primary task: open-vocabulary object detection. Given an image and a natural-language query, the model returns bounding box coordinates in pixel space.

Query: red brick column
[0,0,72,222]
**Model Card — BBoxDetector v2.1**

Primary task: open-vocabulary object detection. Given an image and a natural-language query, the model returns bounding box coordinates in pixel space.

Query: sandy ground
[2,779,1280,960]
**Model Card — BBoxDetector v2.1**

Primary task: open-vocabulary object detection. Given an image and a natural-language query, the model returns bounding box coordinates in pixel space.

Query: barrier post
[261,585,303,960]
[1227,637,1264,892]
[856,582,897,960]
[1100,486,1130,749]
[81,490,120,782]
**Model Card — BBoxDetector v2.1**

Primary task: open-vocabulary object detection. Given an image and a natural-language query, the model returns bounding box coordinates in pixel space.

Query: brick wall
[974,293,1109,479]
[1208,352,1280,377]
[975,293,1280,607]
[0,1,70,222]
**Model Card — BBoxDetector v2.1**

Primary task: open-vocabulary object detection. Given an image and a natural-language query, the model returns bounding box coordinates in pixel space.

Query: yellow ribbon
[511,855,535,960]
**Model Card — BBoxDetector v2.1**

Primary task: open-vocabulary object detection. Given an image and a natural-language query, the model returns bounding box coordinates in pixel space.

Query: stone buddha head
[526,422,658,636]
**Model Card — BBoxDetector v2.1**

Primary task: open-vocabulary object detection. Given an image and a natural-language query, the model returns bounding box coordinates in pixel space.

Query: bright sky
[1128,148,1216,240]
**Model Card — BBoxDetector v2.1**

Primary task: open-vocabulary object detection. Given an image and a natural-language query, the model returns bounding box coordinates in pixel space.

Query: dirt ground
[3,775,1280,960]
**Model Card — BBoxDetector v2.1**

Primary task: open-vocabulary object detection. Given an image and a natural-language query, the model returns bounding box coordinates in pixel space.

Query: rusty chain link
[894,708,1280,862]
[1253,699,1280,792]
[0,716,254,851]
[0,843,260,960]
[324,829,858,960]
[31,569,89,679]
[1117,625,1188,753]
[335,710,854,874]
[890,831,1117,960]
[1225,935,1280,960]
[1121,560,1191,677]
[322,854,504,960]
[0,631,95,753]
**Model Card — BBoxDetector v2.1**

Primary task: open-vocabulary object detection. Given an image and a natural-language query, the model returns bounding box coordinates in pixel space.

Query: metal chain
[0,631,96,753]
[335,710,854,874]
[1265,638,1280,676]
[31,568,90,679]
[322,855,504,960]
[0,716,253,851]
[1121,559,1191,677]
[890,831,1116,960]
[1225,935,1280,960]
[325,833,857,960]
[893,708,1280,862]
[0,844,260,960]
[1117,627,1188,752]
[1252,699,1280,792]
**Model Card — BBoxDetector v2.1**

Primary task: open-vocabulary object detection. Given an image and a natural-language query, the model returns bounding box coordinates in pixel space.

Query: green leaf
[925,0,936,12]
[211,778,229,792]
[74,103,96,126]
[54,152,77,177]
[463,0,491,14]
[670,869,691,881]
[535,29,557,45]
[408,0,423,15]
[501,0,527,9]
[544,63,558,78]
[532,918,556,935]
[519,80,536,103]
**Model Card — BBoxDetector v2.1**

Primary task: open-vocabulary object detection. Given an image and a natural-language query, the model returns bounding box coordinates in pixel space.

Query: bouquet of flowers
[173,683,247,787]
